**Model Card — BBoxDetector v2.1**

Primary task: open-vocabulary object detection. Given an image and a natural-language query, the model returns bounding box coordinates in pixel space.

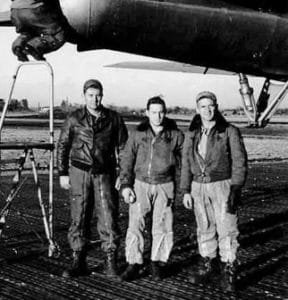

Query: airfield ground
[0,124,287,299]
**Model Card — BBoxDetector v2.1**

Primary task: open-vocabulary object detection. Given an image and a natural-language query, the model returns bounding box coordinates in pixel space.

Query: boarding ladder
[0,61,59,257]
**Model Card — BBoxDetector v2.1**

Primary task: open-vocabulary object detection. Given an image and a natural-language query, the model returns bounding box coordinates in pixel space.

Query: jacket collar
[137,117,178,132]
[188,111,228,133]
[80,105,109,124]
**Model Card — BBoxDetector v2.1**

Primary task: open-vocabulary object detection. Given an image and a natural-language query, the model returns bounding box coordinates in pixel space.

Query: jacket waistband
[71,160,110,175]
[135,174,174,185]
[193,173,231,184]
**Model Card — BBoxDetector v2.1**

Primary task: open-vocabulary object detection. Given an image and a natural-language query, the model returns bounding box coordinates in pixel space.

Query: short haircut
[146,96,166,112]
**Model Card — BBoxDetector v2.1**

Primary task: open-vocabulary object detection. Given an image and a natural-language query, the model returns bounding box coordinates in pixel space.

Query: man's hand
[115,176,121,191]
[227,185,242,214]
[122,187,136,204]
[183,193,193,210]
[59,175,71,190]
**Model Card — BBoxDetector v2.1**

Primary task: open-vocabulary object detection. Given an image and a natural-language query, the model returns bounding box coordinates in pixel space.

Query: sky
[0,26,285,110]
[0,1,9,11]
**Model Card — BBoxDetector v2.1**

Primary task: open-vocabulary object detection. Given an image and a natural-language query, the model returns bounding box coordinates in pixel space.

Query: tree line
[0,98,29,111]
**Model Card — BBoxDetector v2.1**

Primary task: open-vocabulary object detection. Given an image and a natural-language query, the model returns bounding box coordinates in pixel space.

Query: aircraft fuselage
[59,0,288,80]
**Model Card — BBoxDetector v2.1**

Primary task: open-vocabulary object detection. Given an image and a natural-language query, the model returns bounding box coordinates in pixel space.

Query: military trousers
[125,180,174,264]
[68,166,120,253]
[191,179,239,263]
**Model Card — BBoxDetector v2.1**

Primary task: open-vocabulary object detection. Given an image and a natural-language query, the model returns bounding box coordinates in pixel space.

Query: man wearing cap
[57,79,128,278]
[180,91,247,291]
[119,96,184,281]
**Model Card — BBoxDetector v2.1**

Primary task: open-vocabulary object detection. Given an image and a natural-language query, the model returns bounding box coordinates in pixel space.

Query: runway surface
[0,121,287,299]
[0,160,287,300]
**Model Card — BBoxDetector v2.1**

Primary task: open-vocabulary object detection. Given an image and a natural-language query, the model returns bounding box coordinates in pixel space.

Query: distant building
[39,106,50,113]
[39,106,67,119]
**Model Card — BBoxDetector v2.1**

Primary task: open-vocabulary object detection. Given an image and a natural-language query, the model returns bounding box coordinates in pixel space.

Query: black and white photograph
[0,1,287,299]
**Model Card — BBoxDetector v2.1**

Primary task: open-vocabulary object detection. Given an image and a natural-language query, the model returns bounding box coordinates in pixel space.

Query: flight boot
[151,261,163,281]
[12,34,30,62]
[23,44,45,61]
[190,257,218,284]
[62,250,89,278]
[103,250,118,277]
[25,30,65,61]
[12,46,29,62]
[120,264,141,282]
[221,261,237,292]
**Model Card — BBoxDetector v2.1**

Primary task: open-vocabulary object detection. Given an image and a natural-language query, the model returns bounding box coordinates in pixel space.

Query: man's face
[196,98,217,122]
[84,87,103,110]
[146,103,165,127]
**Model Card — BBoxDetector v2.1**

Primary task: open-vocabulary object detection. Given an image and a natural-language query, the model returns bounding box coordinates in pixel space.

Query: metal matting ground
[0,161,287,300]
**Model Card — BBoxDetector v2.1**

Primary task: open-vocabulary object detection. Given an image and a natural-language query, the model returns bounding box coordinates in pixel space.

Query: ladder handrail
[0,61,56,257]
[0,61,54,134]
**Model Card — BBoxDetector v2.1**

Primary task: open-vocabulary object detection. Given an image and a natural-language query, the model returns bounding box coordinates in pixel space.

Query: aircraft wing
[105,61,235,75]
[0,10,11,26]
[0,11,12,26]
[0,0,11,26]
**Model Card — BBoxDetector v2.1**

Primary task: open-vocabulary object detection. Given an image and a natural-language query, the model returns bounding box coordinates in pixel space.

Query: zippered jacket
[180,113,247,193]
[57,106,128,176]
[119,117,184,187]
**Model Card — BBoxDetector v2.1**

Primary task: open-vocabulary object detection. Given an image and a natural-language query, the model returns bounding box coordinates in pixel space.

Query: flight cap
[196,91,217,104]
[83,79,103,94]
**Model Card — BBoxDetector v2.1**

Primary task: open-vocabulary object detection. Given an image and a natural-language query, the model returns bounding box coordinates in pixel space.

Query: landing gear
[238,73,288,127]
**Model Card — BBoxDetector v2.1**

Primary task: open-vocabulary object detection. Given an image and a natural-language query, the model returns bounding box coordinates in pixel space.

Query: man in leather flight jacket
[180,91,247,291]
[57,79,128,278]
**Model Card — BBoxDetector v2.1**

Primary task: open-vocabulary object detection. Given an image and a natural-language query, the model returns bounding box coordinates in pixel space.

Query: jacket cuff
[119,183,133,190]
[181,188,191,194]
[58,170,68,176]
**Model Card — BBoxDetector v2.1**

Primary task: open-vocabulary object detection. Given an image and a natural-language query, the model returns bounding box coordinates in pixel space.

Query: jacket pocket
[71,142,90,163]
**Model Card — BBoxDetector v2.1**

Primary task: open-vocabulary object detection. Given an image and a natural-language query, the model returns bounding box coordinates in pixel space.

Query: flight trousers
[68,166,120,253]
[125,180,174,264]
[191,179,239,263]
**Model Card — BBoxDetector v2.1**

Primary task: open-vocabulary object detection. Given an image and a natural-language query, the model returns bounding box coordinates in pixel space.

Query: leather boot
[12,46,29,62]
[62,250,89,278]
[23,44,45,61]
[103,250,118,277]
[151,261,162,281]
[120,264,141,281]
[190,257,218,284]
[221,261,237,292]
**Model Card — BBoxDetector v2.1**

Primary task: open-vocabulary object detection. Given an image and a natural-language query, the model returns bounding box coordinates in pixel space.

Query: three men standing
[57,79,128,278]
[57,86,247,291]
[180,91,247,291]
[119,96,184,281]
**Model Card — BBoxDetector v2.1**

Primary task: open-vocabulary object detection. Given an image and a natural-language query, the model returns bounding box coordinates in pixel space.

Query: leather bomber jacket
[180,113,248,193]
[57,106,128,176]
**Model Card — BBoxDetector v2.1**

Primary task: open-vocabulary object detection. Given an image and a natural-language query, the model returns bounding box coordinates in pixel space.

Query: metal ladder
[0,61,59,257]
